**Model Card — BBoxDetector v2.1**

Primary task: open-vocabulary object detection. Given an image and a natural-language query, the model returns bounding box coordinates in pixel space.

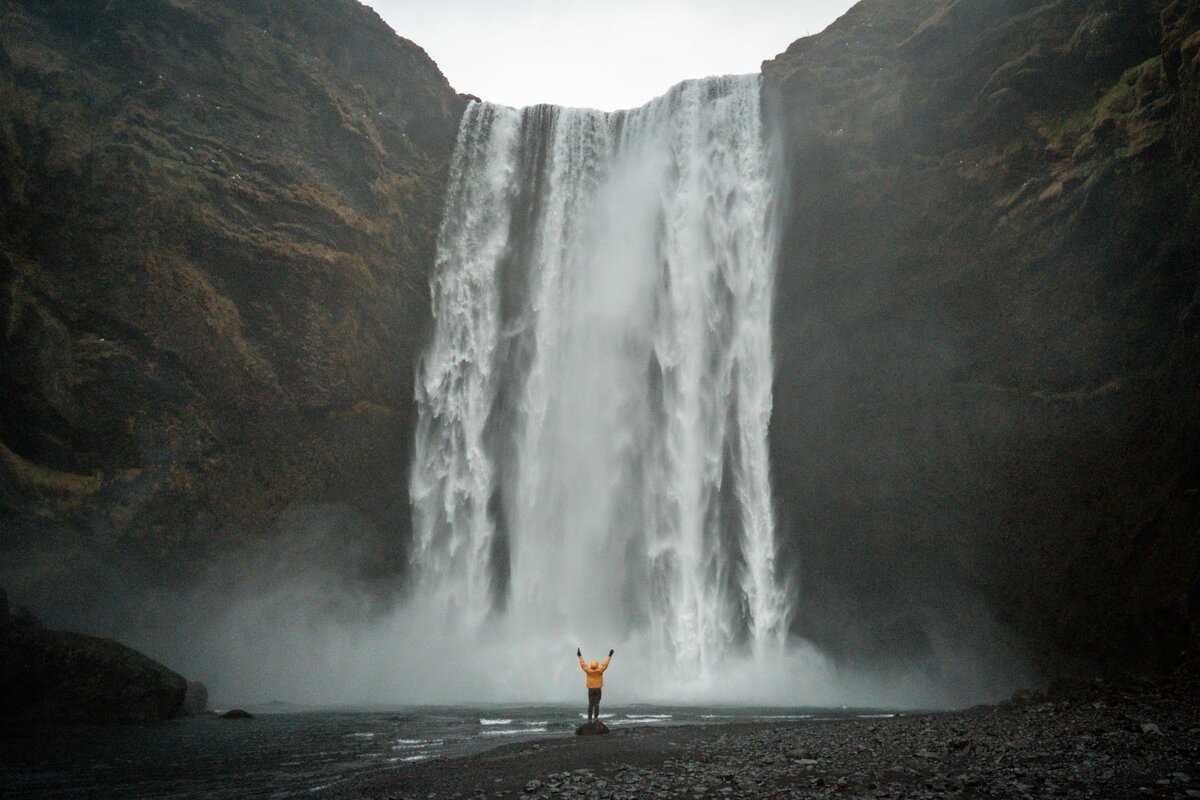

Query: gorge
[1,0,1198,710]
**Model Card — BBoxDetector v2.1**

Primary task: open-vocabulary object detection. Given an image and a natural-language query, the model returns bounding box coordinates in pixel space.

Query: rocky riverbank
[339,668,1199,800]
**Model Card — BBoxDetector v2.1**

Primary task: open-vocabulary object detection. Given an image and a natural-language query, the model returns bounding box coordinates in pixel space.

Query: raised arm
[600,648,614,671]
[577,647,587,672]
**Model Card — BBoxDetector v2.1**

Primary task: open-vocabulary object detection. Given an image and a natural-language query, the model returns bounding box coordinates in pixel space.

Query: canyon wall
[765,0,1200,674]
[0,0,467,627]
[1,0,1196,683]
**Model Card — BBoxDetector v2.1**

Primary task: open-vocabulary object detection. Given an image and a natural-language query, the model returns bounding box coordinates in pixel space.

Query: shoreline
[333,670,1199,799]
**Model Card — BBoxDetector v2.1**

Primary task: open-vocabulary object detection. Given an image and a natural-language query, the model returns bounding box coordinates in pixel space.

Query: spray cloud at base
[170,549,1025,708]
[81,495,1024,709]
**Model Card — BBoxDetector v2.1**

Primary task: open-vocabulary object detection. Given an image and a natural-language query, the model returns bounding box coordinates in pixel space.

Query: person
[577,647,614,723]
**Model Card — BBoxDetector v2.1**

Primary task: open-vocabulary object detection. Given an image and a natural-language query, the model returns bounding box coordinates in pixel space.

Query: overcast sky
[364,0,857,110]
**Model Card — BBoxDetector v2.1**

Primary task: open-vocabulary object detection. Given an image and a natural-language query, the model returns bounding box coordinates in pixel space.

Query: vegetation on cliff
[764,0,1200,676]
[0,0,1196,691]
[0,1,467,622]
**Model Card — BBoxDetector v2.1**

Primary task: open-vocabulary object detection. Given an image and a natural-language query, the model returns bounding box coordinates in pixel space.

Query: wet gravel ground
[338,668,1199,800]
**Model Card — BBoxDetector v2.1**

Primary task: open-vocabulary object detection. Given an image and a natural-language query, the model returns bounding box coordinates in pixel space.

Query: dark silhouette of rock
[181,681,208,716]
[575,720,610,735]
[221,708,254,720]
[0,611,187,722]
[0,590,41,630]
[11,606,39,628]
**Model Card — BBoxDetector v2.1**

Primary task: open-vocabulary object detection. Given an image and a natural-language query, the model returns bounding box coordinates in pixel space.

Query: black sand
[333,669,1198,799]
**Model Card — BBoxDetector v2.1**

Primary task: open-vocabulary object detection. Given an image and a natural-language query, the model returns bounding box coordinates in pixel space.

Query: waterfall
[410,74,791,693]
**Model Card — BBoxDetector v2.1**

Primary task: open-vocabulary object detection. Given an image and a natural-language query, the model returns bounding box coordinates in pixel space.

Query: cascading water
[408,74,794,699]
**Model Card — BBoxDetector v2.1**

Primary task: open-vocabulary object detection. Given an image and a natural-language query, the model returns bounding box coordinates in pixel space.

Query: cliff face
[2,0,1196,686]
[0,0,467,617]
[765,0,1200,674]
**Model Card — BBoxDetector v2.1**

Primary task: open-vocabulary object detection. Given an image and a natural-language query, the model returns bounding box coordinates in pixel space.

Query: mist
[82,509,1027,709]
[179,600,1026,710]
[3,0,1195,797]
[1,487,1028,711]
[0,10,1043,718]
[71,74,1031,713]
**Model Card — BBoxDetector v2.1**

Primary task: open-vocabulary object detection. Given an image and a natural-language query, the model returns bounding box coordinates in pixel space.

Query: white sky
[364,0,857,111]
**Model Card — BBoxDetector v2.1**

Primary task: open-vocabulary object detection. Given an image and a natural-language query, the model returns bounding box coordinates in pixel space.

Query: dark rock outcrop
[764,0,1200,678]
[0,594,188,721]
[220,708,254,719]
[0,0,468,618]
[181,680,208,716]
[575,720,610,735]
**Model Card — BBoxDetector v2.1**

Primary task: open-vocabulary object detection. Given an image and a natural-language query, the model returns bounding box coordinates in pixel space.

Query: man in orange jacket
[577,647,614,723]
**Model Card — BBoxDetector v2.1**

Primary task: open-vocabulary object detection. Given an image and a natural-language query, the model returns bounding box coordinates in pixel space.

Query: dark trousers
[587,688,602,721]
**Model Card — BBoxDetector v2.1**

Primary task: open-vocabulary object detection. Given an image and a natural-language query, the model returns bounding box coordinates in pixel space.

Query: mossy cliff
[0,0,467,616]
[1,0,1196,684]
[765,0,1200,675]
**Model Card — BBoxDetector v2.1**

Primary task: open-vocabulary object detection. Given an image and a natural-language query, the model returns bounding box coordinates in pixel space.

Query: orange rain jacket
[579,656,611,689]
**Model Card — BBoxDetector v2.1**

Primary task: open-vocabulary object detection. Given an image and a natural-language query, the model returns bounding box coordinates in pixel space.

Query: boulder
[221,709,254,720]
[0,621,187,722]
[575,720,610,735]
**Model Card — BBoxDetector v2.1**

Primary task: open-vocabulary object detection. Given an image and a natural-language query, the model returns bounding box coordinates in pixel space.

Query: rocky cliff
[0,0,467,624]
[764,0,1200,676]
[1,0,1197,688]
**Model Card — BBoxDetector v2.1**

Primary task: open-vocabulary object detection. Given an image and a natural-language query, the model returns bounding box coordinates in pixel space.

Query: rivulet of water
[410,75,792,695]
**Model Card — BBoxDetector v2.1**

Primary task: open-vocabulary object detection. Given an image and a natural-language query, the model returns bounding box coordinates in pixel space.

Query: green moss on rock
[765,0,1199,676]
[0,1,467,605]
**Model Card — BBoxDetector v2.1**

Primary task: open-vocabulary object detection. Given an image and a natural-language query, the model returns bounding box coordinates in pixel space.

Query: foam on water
[482,727,548,736]
[392,738,442,750]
